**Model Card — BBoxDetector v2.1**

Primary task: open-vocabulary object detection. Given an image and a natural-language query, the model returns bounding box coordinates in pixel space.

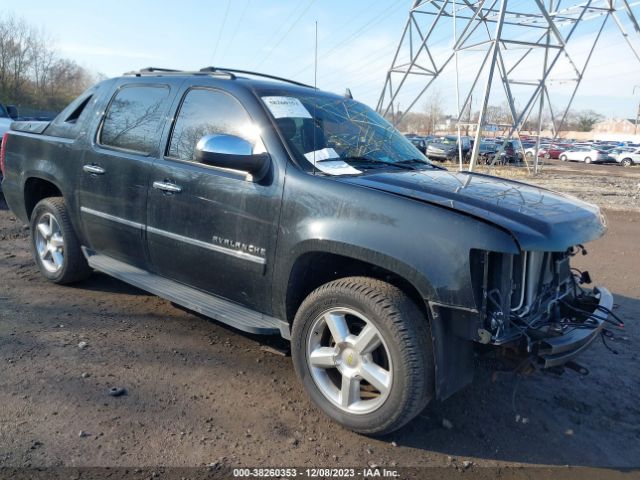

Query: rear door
[77,82,176,268]
[145,85,284,312]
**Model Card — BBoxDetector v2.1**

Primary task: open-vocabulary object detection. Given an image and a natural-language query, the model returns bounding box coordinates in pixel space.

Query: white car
[615,148,640,167]
[558,147,609,164]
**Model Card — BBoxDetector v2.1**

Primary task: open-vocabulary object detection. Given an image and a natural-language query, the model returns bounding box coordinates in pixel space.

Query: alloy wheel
[34,213,64,273]
[306,308,392,414]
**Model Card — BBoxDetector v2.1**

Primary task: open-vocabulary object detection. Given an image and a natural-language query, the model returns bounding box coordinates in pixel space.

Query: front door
[146,87,283,312]
[78,82,175,268]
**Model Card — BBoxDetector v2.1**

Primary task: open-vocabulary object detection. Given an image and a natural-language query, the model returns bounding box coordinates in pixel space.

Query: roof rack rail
[199,67,314,88]
[140,67,181,73]
[122,67,313,88]
[124,67,235,79]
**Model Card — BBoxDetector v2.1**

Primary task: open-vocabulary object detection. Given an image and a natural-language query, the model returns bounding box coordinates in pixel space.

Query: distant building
[434,115,454,132]
[592,118,638,134]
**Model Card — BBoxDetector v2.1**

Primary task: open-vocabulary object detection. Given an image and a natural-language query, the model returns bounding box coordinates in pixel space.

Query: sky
[2,0,640,120]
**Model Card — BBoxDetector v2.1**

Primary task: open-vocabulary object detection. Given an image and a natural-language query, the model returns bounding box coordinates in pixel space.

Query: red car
[539,144,570,159]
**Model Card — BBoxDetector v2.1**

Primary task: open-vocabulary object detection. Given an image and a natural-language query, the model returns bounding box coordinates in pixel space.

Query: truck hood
[338,169,606,251]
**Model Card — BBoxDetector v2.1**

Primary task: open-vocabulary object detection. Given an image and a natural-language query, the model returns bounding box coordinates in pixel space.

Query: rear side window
[167,88,256,162]
[65,95,93,124]
[99,84,170,154]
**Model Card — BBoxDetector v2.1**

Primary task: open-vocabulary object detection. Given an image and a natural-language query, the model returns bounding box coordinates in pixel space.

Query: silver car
[558,147,609,164]
[614,148,640,167]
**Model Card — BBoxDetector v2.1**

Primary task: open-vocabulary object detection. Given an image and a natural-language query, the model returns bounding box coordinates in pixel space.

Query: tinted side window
[168,88,255,162]
[100,85,170,154]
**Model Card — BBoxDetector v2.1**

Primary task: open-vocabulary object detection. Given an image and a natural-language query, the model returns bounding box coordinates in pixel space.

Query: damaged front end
[471,246,618,369]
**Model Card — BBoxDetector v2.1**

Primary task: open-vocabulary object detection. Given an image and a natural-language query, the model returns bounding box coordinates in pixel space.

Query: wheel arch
[23,175,63,220]
[282,246,434,327]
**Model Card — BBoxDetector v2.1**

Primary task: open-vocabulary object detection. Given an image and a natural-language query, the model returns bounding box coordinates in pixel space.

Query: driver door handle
[152,181,182,193]
[83,164,106,175]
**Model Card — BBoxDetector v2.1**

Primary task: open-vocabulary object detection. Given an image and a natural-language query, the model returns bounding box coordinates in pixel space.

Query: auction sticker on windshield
[304,148,361,175]
[303,147,340,163]
[262,96,312,118]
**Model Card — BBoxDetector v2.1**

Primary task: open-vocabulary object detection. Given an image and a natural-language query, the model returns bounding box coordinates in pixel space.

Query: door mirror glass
[195,134,269,179]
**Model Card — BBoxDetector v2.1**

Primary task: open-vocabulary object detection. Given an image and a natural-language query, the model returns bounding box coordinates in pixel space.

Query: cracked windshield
[259,90,433,175]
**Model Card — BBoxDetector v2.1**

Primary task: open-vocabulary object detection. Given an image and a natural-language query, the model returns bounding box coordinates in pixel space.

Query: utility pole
[634,86,640,135]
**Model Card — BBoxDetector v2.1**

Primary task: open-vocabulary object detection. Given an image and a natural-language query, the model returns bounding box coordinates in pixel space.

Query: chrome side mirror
[195,134,269,179]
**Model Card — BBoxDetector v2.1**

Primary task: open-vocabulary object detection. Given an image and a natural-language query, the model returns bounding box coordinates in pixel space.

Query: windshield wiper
[338,156,416,171]
[396,158,440,168]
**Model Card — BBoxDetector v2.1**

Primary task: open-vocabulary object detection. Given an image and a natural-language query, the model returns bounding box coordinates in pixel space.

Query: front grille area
[473,249,576,345]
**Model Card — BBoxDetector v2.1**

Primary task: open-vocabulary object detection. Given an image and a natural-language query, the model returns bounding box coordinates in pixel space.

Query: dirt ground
[0,166,639,470]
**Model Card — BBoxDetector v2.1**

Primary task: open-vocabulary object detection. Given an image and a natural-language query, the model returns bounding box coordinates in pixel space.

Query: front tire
[30,197,91,284]
[621,158,632,167]
[291,277,434,436]
[560,154,567,161]
[584,157,592,164]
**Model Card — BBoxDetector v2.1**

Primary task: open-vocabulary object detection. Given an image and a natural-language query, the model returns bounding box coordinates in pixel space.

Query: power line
[291,1,407,78]
[318,28,455,89]
[210,0,232,65]
[221,0,252,62]
[251,0,309,65]
[255,0,317,69]
[318,29,458,92]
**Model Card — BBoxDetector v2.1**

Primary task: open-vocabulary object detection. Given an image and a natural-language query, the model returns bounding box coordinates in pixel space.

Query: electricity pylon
[377,0,640,173]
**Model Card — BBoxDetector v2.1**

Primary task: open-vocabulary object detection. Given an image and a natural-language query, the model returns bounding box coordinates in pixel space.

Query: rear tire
[291,277,434,436]
[30,197,92,284]
[584,157,592,164]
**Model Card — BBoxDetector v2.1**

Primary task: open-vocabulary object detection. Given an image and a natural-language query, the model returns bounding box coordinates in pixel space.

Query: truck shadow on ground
[80,272,151,297]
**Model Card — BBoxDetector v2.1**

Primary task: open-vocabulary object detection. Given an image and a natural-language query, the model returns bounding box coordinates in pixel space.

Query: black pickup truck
[0,67,614,435]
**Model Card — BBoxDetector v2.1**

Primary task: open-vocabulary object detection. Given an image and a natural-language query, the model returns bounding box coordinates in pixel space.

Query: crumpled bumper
[537,286,613,368]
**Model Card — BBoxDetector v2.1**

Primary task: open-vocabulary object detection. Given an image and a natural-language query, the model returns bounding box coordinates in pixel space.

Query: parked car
[572,142,594,149]
[477,141,498,164]
[559,147,609,163]
[0,67,613,435]
[615,148,640,167]
[500,139,523,164]
[408,136,428,154]
[0,103,18,186]
[481,139,523,164]
[542,144,570,159]
[426,134,471,161]
[607,147,630,162]
[595,145,616,155]
[524,143,551,158]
